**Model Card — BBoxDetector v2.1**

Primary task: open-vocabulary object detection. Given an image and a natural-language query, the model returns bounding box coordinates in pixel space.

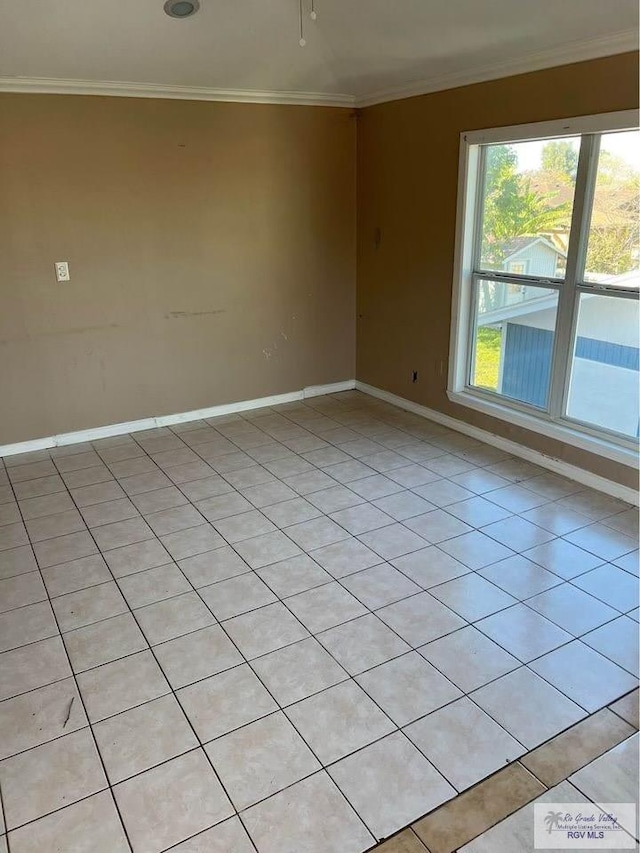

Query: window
[449,111,640,463]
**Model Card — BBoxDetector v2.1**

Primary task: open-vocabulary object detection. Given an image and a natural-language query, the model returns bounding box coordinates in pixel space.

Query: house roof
[501,236,567,261]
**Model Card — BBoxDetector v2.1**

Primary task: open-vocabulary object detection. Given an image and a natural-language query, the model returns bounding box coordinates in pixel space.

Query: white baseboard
[0,380,356,459]
[356,381,638,506]
[303,380,357,399]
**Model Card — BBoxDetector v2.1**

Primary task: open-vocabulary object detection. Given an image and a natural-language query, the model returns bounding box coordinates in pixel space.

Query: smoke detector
[164,0,200,18]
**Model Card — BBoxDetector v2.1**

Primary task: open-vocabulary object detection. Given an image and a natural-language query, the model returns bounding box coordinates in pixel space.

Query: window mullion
[547,134,600,420]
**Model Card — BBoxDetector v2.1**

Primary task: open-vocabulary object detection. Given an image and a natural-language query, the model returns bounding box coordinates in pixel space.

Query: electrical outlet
[54,261,70,282]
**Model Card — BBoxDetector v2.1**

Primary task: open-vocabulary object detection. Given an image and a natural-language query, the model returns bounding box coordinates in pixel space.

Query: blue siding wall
[502,323,640,409]
[575,337,640,371]
[502,324,553,407]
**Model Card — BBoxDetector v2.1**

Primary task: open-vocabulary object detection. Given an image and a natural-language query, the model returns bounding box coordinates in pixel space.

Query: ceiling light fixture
[164,0,200,18]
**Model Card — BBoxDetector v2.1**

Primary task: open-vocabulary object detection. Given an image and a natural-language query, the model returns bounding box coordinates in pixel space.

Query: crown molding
[355,30,639,108]
[0,76,356,108]
[0,29,636,109]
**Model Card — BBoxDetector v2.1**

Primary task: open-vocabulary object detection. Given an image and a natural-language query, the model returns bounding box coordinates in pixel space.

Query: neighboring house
[500,236,566,277]
[478,245,639,437]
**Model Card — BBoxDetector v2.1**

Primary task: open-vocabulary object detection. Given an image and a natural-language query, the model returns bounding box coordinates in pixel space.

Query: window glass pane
[566,293,639,438]
[471,279,558,408]
[478,138,579,277]
[584,130,640,289]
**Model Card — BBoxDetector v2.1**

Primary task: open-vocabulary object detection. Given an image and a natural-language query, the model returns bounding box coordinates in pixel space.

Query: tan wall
[0,95,356,444]
[357,52,639,487]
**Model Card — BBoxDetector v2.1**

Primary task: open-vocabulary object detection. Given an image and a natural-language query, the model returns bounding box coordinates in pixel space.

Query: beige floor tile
[573,563,639,613]
[243,771,374,853]
[0,635,71,700]
[177,664,277,741]
[77,650,170,722]
[25,509,86,543]
[0,728,107,829]
[114,749,233,853]
[330,732,455,842]
[134,591,215,645]
[342,564,422,609]
[526,583,619,636]
[52,580,128,631]
[168,816,255,852]
[12,474,65,500]
[286,680,395,765]
[570,733,639,819]
[41,553,111,598]
[18,492,76,520]
[475,603,572,662]
[285,581,367,634]
[145,504,205,536]
[356,651,462,726]
[92,517,154,551]
[412,761,545,853]
[391,547,470,589]
[565,522,637,562]
[131,485,188,514]
[257,553,331,597]
[178,545,250,587]
[251,636,348,706]
[223,601,309,659]
[119,562,191,608]
[310,537,382,578]
[70,480,126,507]
[438,530,514,570]
[582,615,639,676]
[457,780,583,853]
[329,504,395,536]
[93,693,198,783]
[0,600,58,652]
[0,571,47,613]
[478,554,561,599]
[200,572,276,620]
[160,523,226,560]
[0,678,87,760]
[372,490,436,521]
[104,537,172,577]
[33,530,98,568]
[373,829,429,852]
[205,711,320,809]
[359,523,427,560]
[609,689,639,729]
[320,613,412,675]
[377,592,466,647]
[120,470,173,495]
[7,791,129,853]
[405,697,524,791]
[419,625,520,693]
[471,668,585,749]
[64,612,148,672]
[523,538,602,579]
[530,640,638,712]
[429,573,516,622]
[80,497,139,528]
[521,707,636,786]
[0,544,38,580]
[196,491,253,521]
[154,624,243,689]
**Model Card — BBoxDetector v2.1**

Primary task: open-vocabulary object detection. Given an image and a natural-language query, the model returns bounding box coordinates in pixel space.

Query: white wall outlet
[54,261,70,282]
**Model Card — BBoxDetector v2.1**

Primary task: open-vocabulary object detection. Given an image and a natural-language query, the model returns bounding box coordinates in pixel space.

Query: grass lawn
[473,326,501,391]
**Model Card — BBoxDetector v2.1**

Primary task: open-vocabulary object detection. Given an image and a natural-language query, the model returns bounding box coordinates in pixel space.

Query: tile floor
[0,390,637,852]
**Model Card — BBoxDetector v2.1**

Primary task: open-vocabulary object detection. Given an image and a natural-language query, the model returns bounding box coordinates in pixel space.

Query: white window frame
[448,109,640,467]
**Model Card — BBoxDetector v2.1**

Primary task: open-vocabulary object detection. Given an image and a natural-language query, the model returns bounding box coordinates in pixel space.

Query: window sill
[447,389,638,469]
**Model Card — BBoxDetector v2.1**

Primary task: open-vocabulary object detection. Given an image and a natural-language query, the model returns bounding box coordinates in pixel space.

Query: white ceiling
[0,0,637,106]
